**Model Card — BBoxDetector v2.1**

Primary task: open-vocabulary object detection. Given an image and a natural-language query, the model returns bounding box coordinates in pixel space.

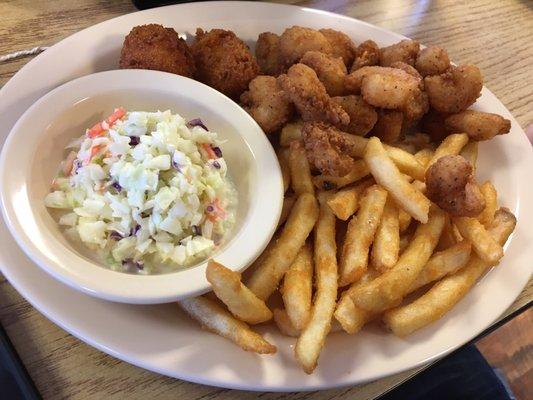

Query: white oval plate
[0,1,531,391]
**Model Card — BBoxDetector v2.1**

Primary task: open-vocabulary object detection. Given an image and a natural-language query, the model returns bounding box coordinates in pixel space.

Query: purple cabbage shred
[187,118,209,131]
[131,224,141,236]
[129,136,140,146]
[111,181,122,192]
[192,225,202,236]
[109,231,123,241]
[212,160,221,169]
[211,146,222,158]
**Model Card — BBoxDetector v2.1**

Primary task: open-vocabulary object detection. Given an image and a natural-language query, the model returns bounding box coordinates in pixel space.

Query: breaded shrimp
[279,26,332,67]
[255,32,284,76]
[278,63,350,125]
[345,66,419,95]
[331,95,377,136]
[300,51,347,96]
[301,121,356,176]
[372,110,404,143]
[390,61,424,89]
[241,76,294,134]
[380,40,420,67]
[415,46,450,76]
[421,110,450,142]
[424,65,483,113]
[192,28,259,100]
[360,71,419,109]
[350,40,380,72]
[319,28,356,67]
[426,155,485,217]
[445,110,511,141]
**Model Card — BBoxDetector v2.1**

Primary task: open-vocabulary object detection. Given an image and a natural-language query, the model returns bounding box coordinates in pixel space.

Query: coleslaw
[45,108,237,274]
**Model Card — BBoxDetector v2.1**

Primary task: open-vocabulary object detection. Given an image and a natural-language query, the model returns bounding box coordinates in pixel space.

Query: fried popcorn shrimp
[301,121,356,176]
[279,26,333,67]
[241,76,294,134]
[425,65,483,114]
[390,61,424,89]
[278,63,350,125]
[300,51,347,96]
[415,46,450,76]
[345,66,419,95]
[319,28,356,67]
[426,155,485,217]
[372,110,403,143]
[445,110,511,141]
[350,40,380,72]
[119,24,195,77]
[380,40,420,67]
[331,95,377,136]
[403,89,429,124]
[421,110,450,142]
[192,28,259,99]
[255,32,284,76]
[361,70,419,109]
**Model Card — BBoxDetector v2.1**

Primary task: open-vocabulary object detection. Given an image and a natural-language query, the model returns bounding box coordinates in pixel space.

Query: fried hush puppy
[301,121,356,176]
[241,76,293,134]
[119,24,195,77]
[380,39,420,67]
[300,51,347,97]
[319,28,356,67]
[279,26,333,67]
[415,46,450,76]
[445,110,511,141]
[331,95,377,136]
[350,40,380,72]
[255,32,284,76]
[426,155,485,217]
[278,63,349,125]
[192,28,259,100]
[424,65,483,114]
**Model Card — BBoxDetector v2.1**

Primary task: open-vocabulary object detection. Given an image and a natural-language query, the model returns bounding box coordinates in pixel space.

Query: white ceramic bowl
[0,69,283,304]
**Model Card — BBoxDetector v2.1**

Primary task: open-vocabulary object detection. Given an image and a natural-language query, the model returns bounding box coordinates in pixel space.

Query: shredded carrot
[201,143,217,159]
[89,144,105,162]
[106,107,126,125]
[87,107,126,138]
[87,122,104,138]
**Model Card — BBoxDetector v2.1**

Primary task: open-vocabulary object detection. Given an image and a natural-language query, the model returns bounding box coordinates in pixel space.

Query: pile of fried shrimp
[120,24,516,374]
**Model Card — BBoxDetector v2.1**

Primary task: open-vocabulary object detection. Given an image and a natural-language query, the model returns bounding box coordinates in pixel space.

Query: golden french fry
[178,296,276,354]
[477,181,498,227]
[289,140,314,195]
[277,195,296,228]
[281,243,313,330]
[247,193,319,300]
[339,185,388,286]
[453,216,503,264]
[351,206,446,312]
[295,192,338,374]
[383,208,516,336]
[326,178,374,220]
[460,141,478,173]
[312,160,370,191]
[273,308,300,337]
[364,137,430,223]
[411,180,426,194]
[409,241,472,292]
[277,147,291,193]
[398,208,412,233]
[427,133,469,168]
[371,198,400,272]
[414,148,434,168]
[206,260,272,324]
[280,120,303,147]
[399,231,413,254]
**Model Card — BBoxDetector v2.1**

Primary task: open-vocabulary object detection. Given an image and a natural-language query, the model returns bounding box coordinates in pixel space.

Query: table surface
[0,0,532,399]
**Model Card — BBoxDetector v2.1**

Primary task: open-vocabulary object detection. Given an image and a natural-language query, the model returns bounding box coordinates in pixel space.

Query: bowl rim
[0,69,283,304]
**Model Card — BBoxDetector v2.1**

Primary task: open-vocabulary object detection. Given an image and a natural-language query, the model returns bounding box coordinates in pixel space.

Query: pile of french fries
[178,122,516,374]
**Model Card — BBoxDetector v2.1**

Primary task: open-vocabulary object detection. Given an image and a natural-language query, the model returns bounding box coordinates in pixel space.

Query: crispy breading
[319,28,356,67]
[279,26,333,67]
[445,110,511,141]
[255,32,285,76]
[380,40,420,67]
[300,51,347,96]
[350,40,380,72]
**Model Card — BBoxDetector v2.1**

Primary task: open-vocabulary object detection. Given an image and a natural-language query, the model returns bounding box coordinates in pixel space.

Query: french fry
[453,216,503,264]
[408,241,472,292]
[281,243,313,330]
[178,296,276,354]
[364,137,430,223]
[383,208,516,336]
[312,160,369,191]
[398,208,412,233]
[280,120,303,147]
[460,141,478,173]
[277,147,291,193]
[326,178,373,220]
[477,181,498,227]
[371,198,400,272]
[350,206,446,312]
[334,269,379,334]
[411,180,426,194]
[277,195,296,228]
[383,145,426,181]
[247,193,319,300]
[414,148,434,168]
[427,133,469,168]
[295,192,338,374]
[399,231,413,254]
[273,308,300,337]
[289,140,314,195]
[206,260,272,324]
[339,185,388,286]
